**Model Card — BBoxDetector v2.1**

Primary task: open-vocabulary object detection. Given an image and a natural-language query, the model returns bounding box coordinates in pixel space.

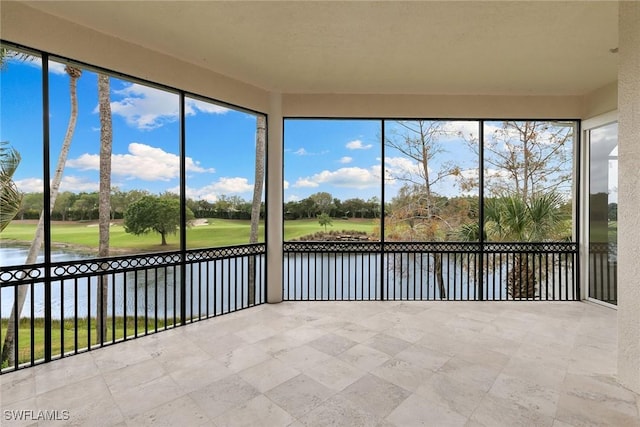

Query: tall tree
[458,192,570,298]
[2,65,82,366]
[123,195,193,246]
[96,73,112,342]
[309,191,334,214]
[317,212,333,231]
[248,115,266,305]
[477,121,574,200]
[385,120,465,299]
[0,142,23,231]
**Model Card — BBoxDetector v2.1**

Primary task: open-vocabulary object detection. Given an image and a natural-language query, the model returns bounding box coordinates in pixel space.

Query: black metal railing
[588,242,617,305]
[0,244,265,373]
[284,241,577,302]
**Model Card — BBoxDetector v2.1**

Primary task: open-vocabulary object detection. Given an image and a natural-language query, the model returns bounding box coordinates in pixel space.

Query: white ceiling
[23,1,619,96]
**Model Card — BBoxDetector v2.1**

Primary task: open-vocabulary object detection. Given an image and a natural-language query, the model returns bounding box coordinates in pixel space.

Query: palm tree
[248,115,266,306]
[458,192,569,299]
[0,142,23,231]
[1,65,82,366]
[96,73,112,342]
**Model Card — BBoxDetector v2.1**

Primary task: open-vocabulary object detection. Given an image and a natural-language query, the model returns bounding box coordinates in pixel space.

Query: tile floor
[1,301,638,426]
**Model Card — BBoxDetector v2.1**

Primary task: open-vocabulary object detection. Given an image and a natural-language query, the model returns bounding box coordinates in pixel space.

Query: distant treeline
[17,189,265,221]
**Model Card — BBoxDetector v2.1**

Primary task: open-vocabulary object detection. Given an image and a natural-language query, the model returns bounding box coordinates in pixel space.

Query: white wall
[282,93,585,119]
[617,0,640,394]
[583,82,618,120]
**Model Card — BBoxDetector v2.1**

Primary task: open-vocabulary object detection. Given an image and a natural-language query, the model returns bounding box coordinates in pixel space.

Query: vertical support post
[42,53,52,362]
[617,0,640,394]
[179,92,187,324]
[574,121,581,301]
[478,120,485,301]
[380,120,386,301]
[266,93,283,303]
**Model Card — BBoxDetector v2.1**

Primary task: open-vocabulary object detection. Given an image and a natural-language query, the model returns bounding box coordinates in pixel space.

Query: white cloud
[186,99,229,115]
[283,180,290,190]
[60,176,100,192]
[293,178,319,188]
[441,121,481,141]
[346,139,372,150]
[16,57,67,75]
[294,166,380,189]
[384,156,422,178]
[15,176,99,193]
[339,156,353,164]
[14,178,44,193]
[66,142,214,181]
[294,148,308,156]
[172,177,254,202]
[109,83,228,130]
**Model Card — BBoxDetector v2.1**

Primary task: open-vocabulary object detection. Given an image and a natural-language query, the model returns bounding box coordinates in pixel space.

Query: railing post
[179,93,187,325]
[477,120,485,301]
[380,120,386,301]
[42,53,52,362]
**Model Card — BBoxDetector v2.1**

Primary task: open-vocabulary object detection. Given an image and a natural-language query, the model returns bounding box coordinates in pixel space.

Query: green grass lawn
[284,217,378,241]
[0,317,173,368]
[1,219,266,253]
[0,218,378,254]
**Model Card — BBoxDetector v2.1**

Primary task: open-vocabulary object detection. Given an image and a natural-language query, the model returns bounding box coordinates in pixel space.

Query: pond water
[0,245,256,320]
[1,245,574,321]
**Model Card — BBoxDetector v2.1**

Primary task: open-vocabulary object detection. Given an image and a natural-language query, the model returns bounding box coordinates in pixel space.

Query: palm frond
[0,141,23,232]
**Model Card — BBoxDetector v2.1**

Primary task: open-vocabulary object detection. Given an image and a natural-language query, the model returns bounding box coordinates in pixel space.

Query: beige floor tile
[214,343,272,373]
[168,357,233,394]
[415,372,487,417]
[488,373,559,418]
[192,332,247,357]
[309,332,358,356]
[113,374,184,418]
[555,392,640,427]
[469,394,554,427]
[337,343,391,371]
[34,375,124,427]
[265,374,335,419]
[303,356,367,391]
[0,397,39,427]
[273,344,332,370]
[188,374,260,420]
[234,323,280,344]
[395,343,451,372]
[213,394,295,427]
[1,301,637,427]
[90,338,155,373]
[362,333,411,356]
[298,395,386,426]
[126,395,211,427]
[332,321,379,343]
[238,357,300,393]
[437,356,502,393]
[34,352,99,394]
[371,357,434,392]
[337,373,411,418]
[386,392,468,427]
[102,357,166,395]
[0,368,35,405]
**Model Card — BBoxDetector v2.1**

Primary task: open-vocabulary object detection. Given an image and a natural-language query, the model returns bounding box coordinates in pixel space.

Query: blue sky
[2,54,480,204]
[284,119,482,203]
[1,51,576,205]
[1,55,259,203]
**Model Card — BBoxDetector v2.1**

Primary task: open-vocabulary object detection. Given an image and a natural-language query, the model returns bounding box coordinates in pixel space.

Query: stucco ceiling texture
[24,1,618,96]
